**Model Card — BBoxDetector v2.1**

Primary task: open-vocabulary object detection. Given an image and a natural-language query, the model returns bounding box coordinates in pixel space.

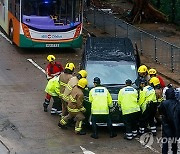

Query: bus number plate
[46,44,59,47]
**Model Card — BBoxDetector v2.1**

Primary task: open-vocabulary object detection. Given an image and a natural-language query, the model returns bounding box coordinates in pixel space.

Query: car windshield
[86,61,137,87]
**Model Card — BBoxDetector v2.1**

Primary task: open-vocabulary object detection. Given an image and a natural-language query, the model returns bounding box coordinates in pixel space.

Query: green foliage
[151,0,180,24]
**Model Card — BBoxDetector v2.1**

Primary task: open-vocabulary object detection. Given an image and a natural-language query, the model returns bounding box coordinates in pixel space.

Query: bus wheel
[9,22,14,41]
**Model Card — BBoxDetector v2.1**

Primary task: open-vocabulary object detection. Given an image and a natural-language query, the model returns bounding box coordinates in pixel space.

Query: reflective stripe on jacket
[45,76,60,96]
[118,86,140,115]
[89,86,112,115]
[138,85,157,113]
[63,76,78,102]
[59,72,73,98]
[67,86,85,113]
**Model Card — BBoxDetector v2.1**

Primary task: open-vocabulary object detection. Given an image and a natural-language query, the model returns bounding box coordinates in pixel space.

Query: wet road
[0,32,164,154]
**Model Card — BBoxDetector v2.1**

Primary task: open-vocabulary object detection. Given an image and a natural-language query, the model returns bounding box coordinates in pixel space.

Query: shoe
[43,106,48,112]
[51,108,57,115]
[77,131,86,135]
[90,133,98,139]
[124,135,133,140]
[110,133,117,138]
[43,103,48,112]
[152,132,156,136]
[58,123,67,130]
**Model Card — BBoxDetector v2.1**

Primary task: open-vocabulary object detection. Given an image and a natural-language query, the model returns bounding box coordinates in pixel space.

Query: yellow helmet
[148,68,157,75]
[138,65,148,73]
[65,63,75,71]
[78,78,88,88]
[149,77,160,86]
[78,70,88,78]
[47,55,55,62]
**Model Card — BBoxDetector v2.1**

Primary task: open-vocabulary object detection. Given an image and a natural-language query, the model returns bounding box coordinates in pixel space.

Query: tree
[129,0,167,24]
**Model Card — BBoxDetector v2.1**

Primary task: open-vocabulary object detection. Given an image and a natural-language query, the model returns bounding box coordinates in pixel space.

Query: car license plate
[46,44,59,47]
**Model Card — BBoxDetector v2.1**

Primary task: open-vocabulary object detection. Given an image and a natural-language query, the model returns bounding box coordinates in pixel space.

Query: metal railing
[85,7,180,74]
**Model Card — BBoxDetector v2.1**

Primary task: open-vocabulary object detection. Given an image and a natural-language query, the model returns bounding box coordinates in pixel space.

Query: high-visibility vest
[45,76,60,96]
[118,86,140,115]
[89,86,112,114]
[138,85,157,112]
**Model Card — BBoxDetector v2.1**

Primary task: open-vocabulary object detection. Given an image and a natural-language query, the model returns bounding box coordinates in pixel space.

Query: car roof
[85,37,136,62]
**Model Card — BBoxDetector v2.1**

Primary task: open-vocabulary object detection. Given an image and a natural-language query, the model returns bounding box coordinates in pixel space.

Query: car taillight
[22,24,31,38]
[74,24,81,38]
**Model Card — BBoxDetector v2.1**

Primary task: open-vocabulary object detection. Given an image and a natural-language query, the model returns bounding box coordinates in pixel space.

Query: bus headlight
[22,24,31,38]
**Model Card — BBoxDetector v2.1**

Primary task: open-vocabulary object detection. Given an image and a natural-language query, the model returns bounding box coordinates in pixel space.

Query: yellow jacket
[138,85,157,113]
[118,86,140,115]
[89,86,112,114]
[45,76,60,97]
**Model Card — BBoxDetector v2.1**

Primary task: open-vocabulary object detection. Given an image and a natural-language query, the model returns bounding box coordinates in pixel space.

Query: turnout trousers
[60,111,85,133]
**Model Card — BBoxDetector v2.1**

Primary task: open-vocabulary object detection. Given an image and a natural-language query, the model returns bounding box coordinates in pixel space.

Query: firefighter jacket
[45,76,60,96]
[63,76,78,102]
[138,85,157,113]
[89,86,112,115]
[59,72,73,98]
[159,88,180,138]
[155,88,163,103]
[118,86,140,115]
[67,85,86,113]
[46,62,63,80]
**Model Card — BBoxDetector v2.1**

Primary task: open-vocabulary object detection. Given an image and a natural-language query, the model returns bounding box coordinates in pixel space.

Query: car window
[86,61,137,87]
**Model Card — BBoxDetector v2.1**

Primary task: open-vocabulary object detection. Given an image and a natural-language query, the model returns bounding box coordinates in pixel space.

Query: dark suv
[80,37,140,126]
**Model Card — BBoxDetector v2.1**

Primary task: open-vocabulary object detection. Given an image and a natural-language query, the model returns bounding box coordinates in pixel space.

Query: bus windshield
[22,0,82,23]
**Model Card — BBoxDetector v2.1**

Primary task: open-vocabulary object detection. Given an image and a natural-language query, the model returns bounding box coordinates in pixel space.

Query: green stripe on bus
[19,35,82,48]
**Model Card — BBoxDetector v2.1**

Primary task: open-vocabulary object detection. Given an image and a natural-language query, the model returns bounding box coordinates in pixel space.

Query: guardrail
[85,6,180,74]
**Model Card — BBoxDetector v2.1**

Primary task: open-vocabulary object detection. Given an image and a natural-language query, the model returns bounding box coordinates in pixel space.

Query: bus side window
[15,0,20,20]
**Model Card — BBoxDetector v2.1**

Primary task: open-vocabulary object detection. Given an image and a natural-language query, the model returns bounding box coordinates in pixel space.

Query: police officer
[138,78,157,136]
[89,77,117,139]
[118,79,140,140]
[159,88,180,154]
[149,77,163,126]
[58,78,88,135]
[43,55,64,112]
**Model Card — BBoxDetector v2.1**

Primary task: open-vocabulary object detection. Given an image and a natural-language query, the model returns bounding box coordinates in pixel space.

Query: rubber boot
[43,99,50,112]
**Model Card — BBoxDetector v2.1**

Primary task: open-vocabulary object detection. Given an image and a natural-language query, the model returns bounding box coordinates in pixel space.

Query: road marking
[80,146,95,154]
[0,31,12,44]
[27,59,46,74]
[135,138,160,153]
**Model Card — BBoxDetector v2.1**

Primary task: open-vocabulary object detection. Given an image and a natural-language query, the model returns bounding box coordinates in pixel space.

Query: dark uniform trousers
[123,111,140,139]
[91,114,113,135]
[139,102,157,134]
[51,96,62,113]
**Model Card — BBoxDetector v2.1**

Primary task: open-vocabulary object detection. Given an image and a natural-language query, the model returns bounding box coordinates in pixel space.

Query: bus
[0,0,83,48]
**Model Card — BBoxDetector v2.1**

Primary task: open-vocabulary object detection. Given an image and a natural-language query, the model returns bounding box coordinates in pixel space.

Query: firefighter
[58,63,75,116]
[89,77,117,139]
[62,70,88,102]
[138,78,157,136]
[148,68,165,89]
[135,65,150,88]
[58,78,88,135]
[43,55,64,112]
[44,62,74,115]
[149,77,163,126]
[159,88,180,154]
[118,79,140,140]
